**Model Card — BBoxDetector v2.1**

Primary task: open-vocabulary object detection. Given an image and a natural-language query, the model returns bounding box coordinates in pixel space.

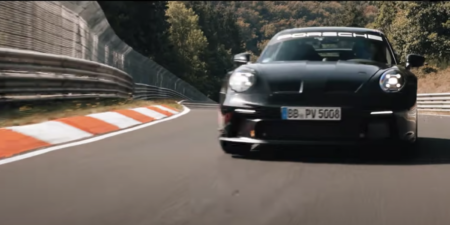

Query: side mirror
[233,52,251,66]
[406,54,425,69]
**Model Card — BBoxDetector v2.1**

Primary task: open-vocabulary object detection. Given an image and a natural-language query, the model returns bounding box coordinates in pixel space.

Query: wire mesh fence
[0,1,212,102]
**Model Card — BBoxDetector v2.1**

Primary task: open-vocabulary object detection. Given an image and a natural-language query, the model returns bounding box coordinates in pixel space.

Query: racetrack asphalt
[1,108,450,225]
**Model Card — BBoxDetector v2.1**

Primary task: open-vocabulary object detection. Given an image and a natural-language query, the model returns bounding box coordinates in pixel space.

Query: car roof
[278,27,384,35]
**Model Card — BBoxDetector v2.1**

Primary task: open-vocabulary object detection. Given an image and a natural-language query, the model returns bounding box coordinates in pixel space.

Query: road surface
[1,108,450,225]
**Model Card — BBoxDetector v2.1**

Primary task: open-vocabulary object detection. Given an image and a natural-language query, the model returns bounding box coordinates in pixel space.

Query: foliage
[183,1,245,100]
[211,1,376,55]
[371,2,450,68]
[98,1,173,68]
[100,1,450,101]
[166,1,208,91]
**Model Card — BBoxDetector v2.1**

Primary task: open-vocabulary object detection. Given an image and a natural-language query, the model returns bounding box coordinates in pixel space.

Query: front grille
[268,93,362,107]
[254,120,362,141]
[324,80,362,93]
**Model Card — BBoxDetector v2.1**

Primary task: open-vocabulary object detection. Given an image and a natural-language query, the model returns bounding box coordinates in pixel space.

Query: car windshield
[257,32,395,65]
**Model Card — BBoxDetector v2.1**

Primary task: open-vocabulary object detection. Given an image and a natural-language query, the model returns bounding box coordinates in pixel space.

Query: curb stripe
[87,112,141,129]
[0,129,50,158]
[155,105,179,114]
[0,105,190,165]
[0,104,182,161]
[113,109,155,123]
[131,108,167,120]
[56,116,120,135]
[147,106,173,116]
[7,121,93,145]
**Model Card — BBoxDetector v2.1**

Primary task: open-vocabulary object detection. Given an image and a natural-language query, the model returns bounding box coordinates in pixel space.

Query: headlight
[379,70,406,93]
[229,71,256,92]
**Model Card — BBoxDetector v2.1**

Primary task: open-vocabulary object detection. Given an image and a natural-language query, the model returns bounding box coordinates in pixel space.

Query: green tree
[372,2,450,67]
[98,1,172,68]
[166,1,209,93]
[402,2,450,67]
[334,1,369,27]
[184,1,245,100]
[213,1,379,57]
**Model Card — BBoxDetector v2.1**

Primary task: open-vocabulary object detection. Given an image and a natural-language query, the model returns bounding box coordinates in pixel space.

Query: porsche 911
[218,27,425,155]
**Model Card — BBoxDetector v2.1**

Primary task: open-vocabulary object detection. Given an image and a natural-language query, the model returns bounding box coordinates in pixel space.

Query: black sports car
[218,27,426,155]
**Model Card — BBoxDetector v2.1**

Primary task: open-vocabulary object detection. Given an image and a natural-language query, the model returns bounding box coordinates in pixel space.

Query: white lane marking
[0,106,190,166]
[87,112,141,129]
[154,105,179,114]
[131,108,167,119]
[6,121,93,144]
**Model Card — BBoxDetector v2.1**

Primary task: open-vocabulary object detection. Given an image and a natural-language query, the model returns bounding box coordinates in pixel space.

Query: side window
[383,36,397,64]
[275,41,298,61]
[385,47,392,65]
[259,42,281,63]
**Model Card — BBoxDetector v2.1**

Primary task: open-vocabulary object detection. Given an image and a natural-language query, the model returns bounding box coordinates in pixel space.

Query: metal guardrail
[0,48,210,103]
[0,1,213,103]
[417,93,450,111]
[134,83,192,100]
[179,100,219,108]
[0,48,134,102]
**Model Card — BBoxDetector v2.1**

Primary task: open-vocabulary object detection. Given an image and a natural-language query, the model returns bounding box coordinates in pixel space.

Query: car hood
[249,61,391,93]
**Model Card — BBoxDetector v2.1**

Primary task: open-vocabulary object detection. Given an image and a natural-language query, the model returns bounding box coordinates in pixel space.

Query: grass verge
[415,67,450,93]
[0,98,182,128]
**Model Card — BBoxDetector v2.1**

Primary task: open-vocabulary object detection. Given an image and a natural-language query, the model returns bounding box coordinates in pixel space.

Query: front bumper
[219,137,394,146]
[219,106,417,145]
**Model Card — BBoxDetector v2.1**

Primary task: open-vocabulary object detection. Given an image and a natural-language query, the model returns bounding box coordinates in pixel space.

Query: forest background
[98,1,450,101]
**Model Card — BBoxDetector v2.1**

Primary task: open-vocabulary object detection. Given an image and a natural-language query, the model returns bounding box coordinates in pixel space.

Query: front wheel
[220,141,252,156]
[397,139,419,156]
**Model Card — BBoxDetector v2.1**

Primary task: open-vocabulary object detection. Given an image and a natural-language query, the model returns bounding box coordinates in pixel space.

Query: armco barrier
[134,83,192,100]
[0,1,212,102]
[0,48,133,102]
[180,100,219,108]
[417,93,450,111]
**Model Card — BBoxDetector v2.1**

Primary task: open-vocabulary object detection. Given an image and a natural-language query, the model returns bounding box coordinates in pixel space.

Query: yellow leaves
[427,33,438,41]
[442,20,450,29]
[261,24,277,38]
[365,22,377,29]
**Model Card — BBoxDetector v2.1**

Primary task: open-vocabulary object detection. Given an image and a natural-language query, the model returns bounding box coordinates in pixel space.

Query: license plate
[281,107,341,121]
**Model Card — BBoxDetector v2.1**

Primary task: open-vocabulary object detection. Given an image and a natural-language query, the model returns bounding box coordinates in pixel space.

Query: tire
[397,139,419,156]
[404,117,420,154]
[397,117,419,155]
[220,141,252,156]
